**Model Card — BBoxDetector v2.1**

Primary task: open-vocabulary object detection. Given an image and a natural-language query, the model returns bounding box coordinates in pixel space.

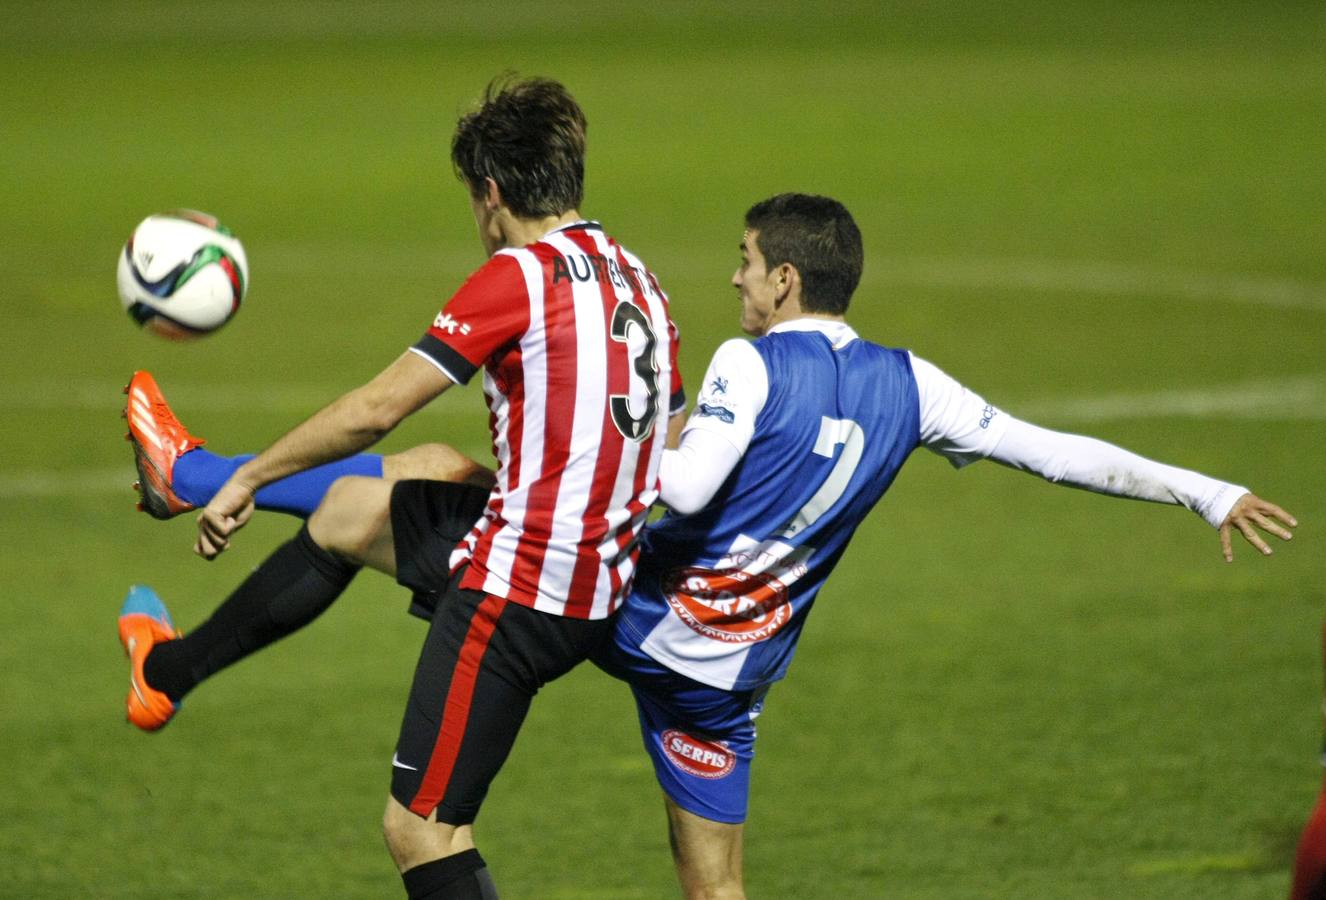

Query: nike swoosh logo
[391,753,418,771]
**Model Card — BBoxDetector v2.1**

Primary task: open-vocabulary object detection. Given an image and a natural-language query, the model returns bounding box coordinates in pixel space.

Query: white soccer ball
[116,210,248,339]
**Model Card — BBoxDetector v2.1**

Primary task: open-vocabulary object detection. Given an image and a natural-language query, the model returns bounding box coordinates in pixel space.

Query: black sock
[143,525,360,701]
[401,849,497,900]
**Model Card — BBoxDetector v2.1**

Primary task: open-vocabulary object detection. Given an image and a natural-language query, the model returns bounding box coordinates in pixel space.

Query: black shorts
[390,479,489,621]
[388,480,614,824]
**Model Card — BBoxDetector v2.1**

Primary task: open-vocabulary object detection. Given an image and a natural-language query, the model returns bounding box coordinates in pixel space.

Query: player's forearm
[659,428,743,514]
[986,417,1248,528]
[233,351,452,492]
[233,388,399,491]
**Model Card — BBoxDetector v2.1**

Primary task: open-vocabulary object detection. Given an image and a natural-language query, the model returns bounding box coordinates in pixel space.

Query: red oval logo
[661,729,736,779]
[663,566,791,644]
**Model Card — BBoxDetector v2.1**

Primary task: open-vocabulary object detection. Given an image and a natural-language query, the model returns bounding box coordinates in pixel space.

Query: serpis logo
[661,729,736,779]
[664,564,795,645]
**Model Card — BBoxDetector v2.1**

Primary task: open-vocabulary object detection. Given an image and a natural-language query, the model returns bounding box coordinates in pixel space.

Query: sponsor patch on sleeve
[696,402,736,424]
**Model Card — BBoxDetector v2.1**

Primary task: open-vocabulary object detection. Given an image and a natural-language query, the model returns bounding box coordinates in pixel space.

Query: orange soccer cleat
[118,585,181,731]
[123,370,205,519]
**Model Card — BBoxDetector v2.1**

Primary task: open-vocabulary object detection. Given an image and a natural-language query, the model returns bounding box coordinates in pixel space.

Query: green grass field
[2,2,1323,896]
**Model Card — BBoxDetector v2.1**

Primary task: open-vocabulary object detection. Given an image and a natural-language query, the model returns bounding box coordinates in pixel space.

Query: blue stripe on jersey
[617,329,922,690]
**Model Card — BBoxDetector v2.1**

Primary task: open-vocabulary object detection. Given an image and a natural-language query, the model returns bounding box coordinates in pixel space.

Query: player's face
[733,229,779,336]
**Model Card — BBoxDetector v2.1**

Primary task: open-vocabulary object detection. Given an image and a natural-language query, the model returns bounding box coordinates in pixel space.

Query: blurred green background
[1,1,1323,896]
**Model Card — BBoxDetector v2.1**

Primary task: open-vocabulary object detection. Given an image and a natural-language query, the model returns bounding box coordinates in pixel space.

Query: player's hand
[196,478,256,559]
[1218,493,1296,562]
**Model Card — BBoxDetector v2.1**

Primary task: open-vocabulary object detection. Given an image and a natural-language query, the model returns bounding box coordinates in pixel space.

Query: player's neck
[769,305,845,331]
[501,209,585,249]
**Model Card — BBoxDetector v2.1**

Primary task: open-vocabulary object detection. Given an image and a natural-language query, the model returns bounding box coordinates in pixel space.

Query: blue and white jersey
[615,319,1009,691]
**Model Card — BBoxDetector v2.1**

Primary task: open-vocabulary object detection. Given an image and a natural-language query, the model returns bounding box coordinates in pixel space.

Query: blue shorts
[594,633,767,824]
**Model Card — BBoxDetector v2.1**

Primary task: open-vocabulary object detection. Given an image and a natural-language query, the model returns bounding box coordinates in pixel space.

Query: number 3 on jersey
[608,300,661,442]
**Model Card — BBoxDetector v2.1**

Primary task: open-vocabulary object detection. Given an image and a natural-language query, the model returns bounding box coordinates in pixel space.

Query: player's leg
[593,636,757,898]
[121,479,488,730]
[666,799,745,900]
[381,582,519,898]
[383,800,494,898]
[175,444,489,519]
[125,369,385,519]
[124,369,491,520]
[128,508,366,726]
[306,476,398,574]
[382,562,611,898]
[174,450,386,518]
[383,443,494,488]
[1289,618,1326,900]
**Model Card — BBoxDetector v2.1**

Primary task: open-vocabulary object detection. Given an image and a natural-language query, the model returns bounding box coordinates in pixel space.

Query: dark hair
[451,76,587,218]
[744,193,863,315]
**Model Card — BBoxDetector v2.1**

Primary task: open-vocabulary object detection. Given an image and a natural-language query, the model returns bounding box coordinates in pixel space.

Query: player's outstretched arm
[196,352,452,558]
[1218,492,1297,562]
[977,416,1299,561]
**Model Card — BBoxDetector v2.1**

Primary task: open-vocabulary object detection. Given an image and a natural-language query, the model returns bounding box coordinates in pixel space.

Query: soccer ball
[116,210,248,339]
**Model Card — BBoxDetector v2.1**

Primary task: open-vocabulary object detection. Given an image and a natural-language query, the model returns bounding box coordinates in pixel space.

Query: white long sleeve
[658,429,746,514]
[911,352,1248,528]
[985,416,1248,528]
[658,338,768,514]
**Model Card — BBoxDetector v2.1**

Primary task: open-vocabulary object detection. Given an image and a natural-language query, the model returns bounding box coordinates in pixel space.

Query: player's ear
[483,177,502,212]
[773,262,798,309]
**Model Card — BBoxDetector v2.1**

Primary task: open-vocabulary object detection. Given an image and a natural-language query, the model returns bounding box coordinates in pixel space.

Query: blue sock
[172,449,385,518]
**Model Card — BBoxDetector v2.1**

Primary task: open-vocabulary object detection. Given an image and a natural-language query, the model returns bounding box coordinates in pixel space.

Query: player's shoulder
[901,350,949,384]
[439,253,529,316]
[460,249,526,288]
[711,337,763,369]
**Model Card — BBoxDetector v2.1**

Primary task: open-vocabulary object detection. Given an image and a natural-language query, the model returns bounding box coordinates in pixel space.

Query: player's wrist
[1204,484,1250,529]
[227,460,266,497]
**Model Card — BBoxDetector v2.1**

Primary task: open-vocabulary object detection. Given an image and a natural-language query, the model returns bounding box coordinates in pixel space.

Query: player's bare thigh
[666,797,746,899]
[307,476,397,575]
[308,445,491,578]
[383,443,494,487]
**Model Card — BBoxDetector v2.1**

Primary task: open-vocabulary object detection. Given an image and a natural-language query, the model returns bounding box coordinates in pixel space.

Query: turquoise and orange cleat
[123,370,205,519]
[118,584,181,731]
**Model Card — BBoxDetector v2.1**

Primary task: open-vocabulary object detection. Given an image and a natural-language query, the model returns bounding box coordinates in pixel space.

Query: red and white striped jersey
[409,221,685,620]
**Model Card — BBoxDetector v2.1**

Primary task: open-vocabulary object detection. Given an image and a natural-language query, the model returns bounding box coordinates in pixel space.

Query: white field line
[248,248,1326,312]
[11,249,1326,312]
[868,257,1326,312]
[4,375,1323,499]
[1012,374,1326,423]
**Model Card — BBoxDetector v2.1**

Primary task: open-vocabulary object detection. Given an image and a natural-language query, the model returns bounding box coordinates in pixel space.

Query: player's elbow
[664,495,706,516]
[339,390,406,442]
[660,484,715,516]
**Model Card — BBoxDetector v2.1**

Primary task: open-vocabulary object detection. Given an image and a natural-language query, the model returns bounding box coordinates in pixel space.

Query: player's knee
[384,443,494,487]
[308,476,387,561]
[667,806,745,899]
[385,443,461,480]
[382,798,471,872]
[674,853,744,900]
[679,873,745,900]
[382,799,411,862]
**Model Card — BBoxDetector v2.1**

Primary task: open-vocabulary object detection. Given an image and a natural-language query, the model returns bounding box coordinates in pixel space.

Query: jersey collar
[541,219,601,240]
[767,317,859,349]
